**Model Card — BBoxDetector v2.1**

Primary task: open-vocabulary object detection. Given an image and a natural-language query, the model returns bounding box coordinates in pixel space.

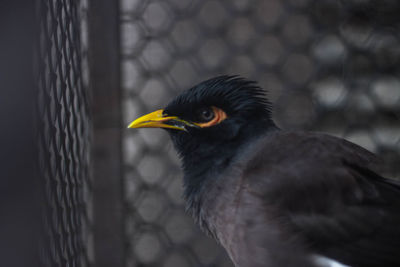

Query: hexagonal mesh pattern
[36,0,91,266]
[121,1,400,266]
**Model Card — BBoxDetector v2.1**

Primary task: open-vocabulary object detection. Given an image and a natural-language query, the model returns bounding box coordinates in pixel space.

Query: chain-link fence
[36,0,91,266]
[121,0,400,266]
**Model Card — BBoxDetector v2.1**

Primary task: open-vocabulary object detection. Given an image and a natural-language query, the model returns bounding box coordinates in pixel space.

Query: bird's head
[128,76,276,167]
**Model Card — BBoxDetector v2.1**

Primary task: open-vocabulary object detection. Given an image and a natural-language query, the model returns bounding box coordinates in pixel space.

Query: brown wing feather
[240,132,400,267]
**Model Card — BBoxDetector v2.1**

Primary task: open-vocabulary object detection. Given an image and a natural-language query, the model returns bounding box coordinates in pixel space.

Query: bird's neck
[180,140,241,237]
[180,123,279,232]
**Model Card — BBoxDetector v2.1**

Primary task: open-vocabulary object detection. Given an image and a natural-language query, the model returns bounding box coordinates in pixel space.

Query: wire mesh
[36,0,91,266]
[121,0,400,266]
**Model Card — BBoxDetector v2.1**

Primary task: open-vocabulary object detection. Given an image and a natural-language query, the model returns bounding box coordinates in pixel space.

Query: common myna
[128,76,400,267]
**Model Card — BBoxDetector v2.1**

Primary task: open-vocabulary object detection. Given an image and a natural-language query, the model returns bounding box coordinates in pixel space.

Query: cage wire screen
[121,0,400,267]
[36,0,91,266]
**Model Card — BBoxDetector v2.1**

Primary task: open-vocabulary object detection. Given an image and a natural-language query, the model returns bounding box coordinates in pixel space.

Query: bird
[128,75,400,267]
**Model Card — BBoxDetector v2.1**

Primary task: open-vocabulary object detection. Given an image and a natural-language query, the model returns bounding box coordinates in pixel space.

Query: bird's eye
[194,106,227,128]
[197,107,215,122]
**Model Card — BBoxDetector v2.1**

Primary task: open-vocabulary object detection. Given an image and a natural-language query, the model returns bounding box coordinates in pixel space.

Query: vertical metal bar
[88,0,125,266]
[0,1,39,266]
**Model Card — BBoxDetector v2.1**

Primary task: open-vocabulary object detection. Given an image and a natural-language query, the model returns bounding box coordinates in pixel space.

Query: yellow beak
[127,109,193,131]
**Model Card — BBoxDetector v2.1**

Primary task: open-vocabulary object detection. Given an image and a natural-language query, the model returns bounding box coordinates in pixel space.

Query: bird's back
[202,131,400,267]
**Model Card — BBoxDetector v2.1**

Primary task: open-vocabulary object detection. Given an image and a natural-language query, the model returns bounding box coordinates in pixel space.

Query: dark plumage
[128,76,400,267]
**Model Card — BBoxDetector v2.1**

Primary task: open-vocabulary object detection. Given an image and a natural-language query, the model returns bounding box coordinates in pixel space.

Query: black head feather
[164,75,276,150]
[162,75,278,216]
[165,75,272,123]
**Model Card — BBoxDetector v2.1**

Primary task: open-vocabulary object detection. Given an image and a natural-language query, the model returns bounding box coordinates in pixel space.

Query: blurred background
[0,0,399,267]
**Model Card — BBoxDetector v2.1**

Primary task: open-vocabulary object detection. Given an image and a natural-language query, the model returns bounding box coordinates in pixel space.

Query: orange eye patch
[196,106,227,128]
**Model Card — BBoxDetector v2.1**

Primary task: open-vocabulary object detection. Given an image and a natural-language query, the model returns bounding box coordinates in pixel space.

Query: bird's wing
[242,132,400,267]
